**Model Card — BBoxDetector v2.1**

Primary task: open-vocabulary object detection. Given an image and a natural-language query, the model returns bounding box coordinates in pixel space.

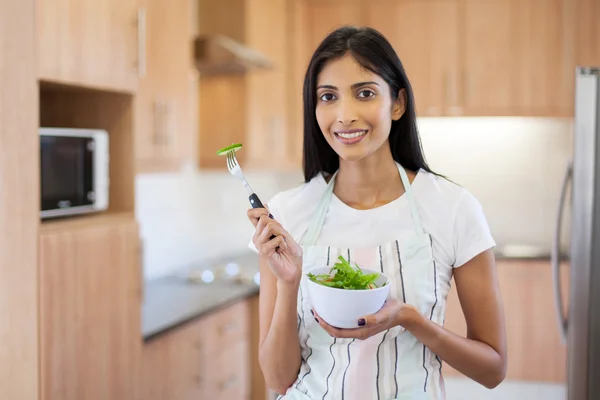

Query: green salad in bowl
[306,255,391,329]
[307,255,388,290]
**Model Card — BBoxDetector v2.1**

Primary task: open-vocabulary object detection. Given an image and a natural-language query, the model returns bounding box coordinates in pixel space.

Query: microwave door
[40,136,95,217]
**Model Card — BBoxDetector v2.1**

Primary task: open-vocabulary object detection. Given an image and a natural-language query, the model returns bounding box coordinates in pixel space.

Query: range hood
[194,34,274,75]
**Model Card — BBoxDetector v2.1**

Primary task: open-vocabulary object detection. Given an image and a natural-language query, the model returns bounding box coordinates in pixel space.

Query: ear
[391,89,407,121]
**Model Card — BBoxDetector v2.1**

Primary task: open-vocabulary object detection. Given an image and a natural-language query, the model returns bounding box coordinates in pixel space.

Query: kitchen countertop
[140,247,567,340]
[141,252,260,340]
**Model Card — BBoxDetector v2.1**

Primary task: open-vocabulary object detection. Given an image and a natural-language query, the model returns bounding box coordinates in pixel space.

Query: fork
[226,151,274,219]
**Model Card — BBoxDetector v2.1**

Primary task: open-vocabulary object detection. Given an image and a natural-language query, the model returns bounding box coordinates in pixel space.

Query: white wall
[136,117,573,279]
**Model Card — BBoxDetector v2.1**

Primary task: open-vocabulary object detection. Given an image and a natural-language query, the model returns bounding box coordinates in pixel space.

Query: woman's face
[315,53,405,163]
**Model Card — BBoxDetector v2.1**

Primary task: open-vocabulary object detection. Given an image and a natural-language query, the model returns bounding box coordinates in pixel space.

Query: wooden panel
[244,0,290,169]
[198,76,247,168]
[306,0,364,54]
[39,86,135,215]
[37,0,139,92]
[0,0,39,399]
[443,259,569,383]
[511,0,573,116]
[461,0,514,115]
[135,0,196,172]
[249,295,268,400]
[39,217,142,400]
[366,0,460,117]
[574,0,600,67]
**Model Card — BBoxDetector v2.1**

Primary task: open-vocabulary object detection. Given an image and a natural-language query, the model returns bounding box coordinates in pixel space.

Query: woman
[247,26,507,400]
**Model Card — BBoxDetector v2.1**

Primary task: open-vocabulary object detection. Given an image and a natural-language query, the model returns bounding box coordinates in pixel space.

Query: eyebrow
[317,81,380,90]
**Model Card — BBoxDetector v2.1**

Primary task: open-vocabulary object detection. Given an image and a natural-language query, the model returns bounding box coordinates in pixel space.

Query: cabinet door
[365,0,460,117]
[135,0,194,172]
[0,0,39,399]
[39,218,142,400]
[574,0,600,67]
[37,0,139,92]
[443,260,569,382]
[141,320,206,400]
[462,0,571,116]
[306,0,364,53]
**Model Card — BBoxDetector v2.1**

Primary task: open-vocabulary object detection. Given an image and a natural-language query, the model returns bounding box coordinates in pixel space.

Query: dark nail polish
[310,310,314,316]
[358,318,366,326]
[314,317,319,323]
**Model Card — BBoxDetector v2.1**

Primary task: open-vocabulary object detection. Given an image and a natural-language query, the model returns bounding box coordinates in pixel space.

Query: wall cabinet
[141,299,257,399]
[299,0,584,118]
[135,0,197,172]
[39,216,142,400]
[443,259,570,383]
[37,0,140,92]
[197,0,296,170]
[0,0,39,398]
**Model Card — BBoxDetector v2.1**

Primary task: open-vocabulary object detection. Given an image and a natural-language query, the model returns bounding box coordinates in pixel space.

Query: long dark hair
[302,25,437,183]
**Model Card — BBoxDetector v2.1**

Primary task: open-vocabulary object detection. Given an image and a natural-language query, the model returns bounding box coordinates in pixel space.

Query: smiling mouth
[334,129,368,143]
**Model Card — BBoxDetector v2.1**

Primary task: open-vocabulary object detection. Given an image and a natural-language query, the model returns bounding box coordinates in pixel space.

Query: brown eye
[319,93,336,102]
[357,89,375,99]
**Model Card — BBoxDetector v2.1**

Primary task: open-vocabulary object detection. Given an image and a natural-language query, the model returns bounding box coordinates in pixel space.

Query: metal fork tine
[226,151,233,170]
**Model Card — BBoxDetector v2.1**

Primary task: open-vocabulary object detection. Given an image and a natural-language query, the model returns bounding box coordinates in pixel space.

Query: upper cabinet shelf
[37,0,141,92]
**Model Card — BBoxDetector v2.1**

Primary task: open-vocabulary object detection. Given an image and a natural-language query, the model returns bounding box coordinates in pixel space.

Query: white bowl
[305,266,391,329]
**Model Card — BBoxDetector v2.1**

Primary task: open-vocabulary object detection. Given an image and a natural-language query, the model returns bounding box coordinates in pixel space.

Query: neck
[334,142,407,210]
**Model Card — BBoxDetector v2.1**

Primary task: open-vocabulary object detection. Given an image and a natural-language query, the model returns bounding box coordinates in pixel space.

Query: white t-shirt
[249,166,495,270]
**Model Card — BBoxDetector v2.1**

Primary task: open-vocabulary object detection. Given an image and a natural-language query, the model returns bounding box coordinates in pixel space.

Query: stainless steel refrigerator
[552,66,600,400]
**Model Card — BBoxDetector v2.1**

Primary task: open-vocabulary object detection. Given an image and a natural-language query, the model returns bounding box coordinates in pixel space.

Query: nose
[336,99,358,125]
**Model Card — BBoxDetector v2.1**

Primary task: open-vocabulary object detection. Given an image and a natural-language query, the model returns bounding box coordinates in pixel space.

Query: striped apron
[279,164,445,400]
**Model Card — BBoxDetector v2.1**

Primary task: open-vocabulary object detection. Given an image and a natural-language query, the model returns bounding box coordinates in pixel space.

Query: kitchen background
[138,117,573,279]
[1,0,597,399]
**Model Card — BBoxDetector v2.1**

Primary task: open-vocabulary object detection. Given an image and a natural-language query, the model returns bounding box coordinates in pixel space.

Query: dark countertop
[141,252,260,340]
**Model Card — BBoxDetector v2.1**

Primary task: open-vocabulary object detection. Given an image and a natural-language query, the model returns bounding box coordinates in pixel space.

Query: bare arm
[403,249,507,388]
[257,255,302,394]
[248,207,304,394]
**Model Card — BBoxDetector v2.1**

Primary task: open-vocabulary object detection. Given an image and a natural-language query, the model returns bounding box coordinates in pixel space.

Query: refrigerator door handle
[552,159,571,344]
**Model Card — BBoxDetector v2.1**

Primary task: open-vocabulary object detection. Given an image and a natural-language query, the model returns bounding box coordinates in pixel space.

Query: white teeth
[337,130,367,139]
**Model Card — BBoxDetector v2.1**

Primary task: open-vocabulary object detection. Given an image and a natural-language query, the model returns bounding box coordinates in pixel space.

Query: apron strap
[299,164,424,245]
[398,165,424,235]
[300,171,337,246]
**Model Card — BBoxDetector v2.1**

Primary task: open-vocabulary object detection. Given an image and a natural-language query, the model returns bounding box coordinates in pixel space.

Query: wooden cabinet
[37,0,140,92]
[301,0,578,117]
[0,0,39,399]
[39,216,142,400]
[135,0,197,172]
[571,0,600,67]
[141,299,255,399]
[365,0,461,117]
[443,259,570,383]
[462,0,572,117]
[197,0,296,170]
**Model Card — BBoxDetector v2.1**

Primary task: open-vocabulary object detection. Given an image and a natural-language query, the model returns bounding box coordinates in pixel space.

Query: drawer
[202,300,249,354]
[203,340,250,400]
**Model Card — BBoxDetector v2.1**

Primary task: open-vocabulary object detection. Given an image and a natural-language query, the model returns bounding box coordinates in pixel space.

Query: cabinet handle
[152,100,163,145]
[219,376,239,391]
[137,8,147,78]
[163,101,171,146]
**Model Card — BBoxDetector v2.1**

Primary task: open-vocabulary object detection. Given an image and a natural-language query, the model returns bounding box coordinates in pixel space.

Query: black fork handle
[249,193,277,241]
[249,193,274,219]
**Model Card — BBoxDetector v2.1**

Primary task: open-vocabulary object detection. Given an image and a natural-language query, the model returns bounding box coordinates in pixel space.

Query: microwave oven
[40,127,109,219]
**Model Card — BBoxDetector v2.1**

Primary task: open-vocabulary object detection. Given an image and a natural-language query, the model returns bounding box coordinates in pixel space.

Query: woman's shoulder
[416,169,470,202]
[266,173,328,236]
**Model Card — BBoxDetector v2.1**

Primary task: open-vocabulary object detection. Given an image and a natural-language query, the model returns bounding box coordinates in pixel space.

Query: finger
[312,309,347,338]
[358,301,392,327]
[263,235,286,258]
[257,217,286,244]
[247,207,270,227]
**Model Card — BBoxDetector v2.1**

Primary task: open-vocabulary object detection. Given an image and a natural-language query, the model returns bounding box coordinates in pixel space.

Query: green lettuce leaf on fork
[307,255,385,290]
